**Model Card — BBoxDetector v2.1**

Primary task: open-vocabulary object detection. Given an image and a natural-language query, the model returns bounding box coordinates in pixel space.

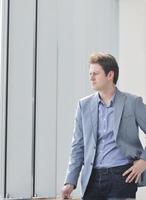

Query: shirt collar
[97,87,117,107]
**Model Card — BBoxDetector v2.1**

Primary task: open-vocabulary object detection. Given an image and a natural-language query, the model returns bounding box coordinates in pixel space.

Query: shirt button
[90,162,93,166]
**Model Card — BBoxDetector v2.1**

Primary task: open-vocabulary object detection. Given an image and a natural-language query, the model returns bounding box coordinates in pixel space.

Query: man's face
[89,63,113,91]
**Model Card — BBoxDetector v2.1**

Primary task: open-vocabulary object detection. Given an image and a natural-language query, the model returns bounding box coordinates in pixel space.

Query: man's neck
[98,86,116,105]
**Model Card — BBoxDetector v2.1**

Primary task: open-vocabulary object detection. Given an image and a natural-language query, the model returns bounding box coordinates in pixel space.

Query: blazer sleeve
[135,97,146,160]
[64,100,84,188]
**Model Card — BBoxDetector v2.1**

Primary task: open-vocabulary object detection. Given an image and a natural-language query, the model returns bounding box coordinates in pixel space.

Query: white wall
[2,0,146,199]
[0,0,7,197]
[119,0,146,199]
[0,0,1,101]
[0,0,36,198]
[0,0,119,198]
[56,0,119,198]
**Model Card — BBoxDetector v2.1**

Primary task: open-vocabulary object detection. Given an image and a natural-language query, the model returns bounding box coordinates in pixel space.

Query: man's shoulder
[118,89,139,100]
[119,88,140,102]
[79,93,97,105]
[80,93,96,101]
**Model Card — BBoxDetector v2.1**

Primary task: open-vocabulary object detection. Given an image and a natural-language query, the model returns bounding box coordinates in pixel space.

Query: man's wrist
[64,183,75,189]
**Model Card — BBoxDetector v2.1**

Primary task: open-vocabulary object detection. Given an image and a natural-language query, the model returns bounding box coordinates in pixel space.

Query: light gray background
[1,0,146,199]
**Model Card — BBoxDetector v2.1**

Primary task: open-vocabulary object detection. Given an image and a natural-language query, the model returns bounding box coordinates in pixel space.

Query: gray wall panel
[0,0,11,197]
[6,0,35,197]
[35,0,57,197]
[0,0,6,197]
[56,0,119,197]
[57,0,88,197]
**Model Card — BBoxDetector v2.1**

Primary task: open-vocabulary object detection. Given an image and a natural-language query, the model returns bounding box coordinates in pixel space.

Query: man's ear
[108,71,114,80]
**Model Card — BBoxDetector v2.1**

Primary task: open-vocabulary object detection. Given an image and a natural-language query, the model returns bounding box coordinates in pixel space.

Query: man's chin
[91,86,99,91]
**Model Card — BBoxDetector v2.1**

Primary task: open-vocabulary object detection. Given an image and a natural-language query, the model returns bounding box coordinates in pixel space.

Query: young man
[61,52,146,200]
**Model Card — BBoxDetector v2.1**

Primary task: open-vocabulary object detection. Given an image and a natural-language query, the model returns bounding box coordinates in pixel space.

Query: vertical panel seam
[4,0,10,197]
[55,0,59,197]
[32,0,38,197]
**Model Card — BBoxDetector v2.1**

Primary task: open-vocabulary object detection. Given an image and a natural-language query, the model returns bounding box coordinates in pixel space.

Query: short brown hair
[88,52,119,84]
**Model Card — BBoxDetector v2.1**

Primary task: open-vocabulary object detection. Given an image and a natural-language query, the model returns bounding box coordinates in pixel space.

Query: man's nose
[90,74,93,78]
[90,75,94,80]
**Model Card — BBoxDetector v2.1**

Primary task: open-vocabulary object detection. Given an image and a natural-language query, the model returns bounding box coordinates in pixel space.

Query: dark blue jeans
[82,164,137,200]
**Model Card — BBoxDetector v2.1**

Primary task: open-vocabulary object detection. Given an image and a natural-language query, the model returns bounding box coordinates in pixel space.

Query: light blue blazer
[64,89,146,197]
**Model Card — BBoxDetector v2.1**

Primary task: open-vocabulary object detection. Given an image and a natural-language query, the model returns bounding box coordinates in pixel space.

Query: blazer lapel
[113,89,126,140]
[90,89,126,143]
[90,93,99,144]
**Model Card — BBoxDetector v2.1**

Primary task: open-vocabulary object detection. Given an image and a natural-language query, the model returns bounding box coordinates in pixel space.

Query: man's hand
[61,184,74,199]
[122,159,146,183]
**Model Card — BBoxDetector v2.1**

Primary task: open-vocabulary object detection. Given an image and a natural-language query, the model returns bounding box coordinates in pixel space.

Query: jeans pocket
[109,173,138,198]
[112,173,127,183]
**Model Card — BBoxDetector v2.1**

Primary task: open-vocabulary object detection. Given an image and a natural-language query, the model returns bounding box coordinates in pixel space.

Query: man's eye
[89,72,99,76]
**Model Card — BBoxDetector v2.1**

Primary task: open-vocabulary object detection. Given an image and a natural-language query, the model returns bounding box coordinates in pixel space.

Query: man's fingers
[63,192,70,199]
[127,173,141,183]
[126,172,137,183]
[61,191,69,199]
[135,174,141,183]
[62,195,69,199]
[122,166,133,176]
